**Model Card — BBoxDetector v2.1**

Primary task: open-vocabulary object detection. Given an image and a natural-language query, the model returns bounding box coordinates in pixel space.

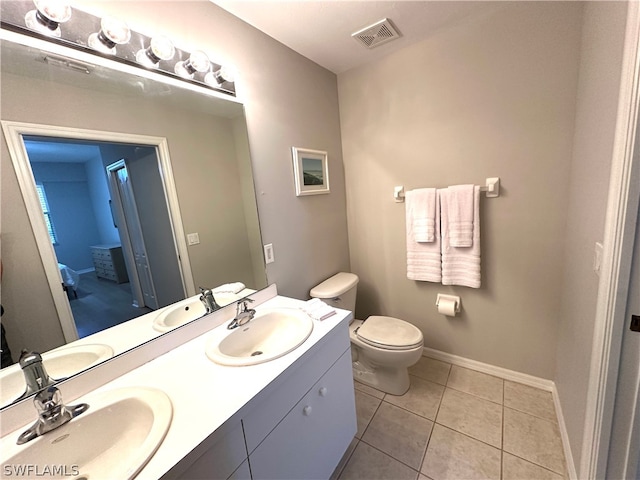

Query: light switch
[264,243,274,264]
[187,233,200,246]
[593,241,603,275]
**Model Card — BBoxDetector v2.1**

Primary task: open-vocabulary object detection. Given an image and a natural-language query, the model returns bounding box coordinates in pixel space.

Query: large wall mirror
[0,32,268,409]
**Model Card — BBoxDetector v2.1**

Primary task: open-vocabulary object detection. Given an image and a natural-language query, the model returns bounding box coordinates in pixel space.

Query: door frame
[581,1,640,477]
[1,120,195,342]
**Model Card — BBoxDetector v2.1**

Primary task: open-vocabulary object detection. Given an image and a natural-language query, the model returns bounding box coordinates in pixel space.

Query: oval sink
[206,307,313,366]
[0,344,114,408]
[152,295,207,332]
[1,387,172,480]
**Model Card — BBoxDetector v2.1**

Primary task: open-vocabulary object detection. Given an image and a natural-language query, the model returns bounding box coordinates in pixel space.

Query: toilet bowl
[310,272,424,396]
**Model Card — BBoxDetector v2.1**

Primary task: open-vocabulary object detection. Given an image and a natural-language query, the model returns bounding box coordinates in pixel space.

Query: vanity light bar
[0,0,237,97]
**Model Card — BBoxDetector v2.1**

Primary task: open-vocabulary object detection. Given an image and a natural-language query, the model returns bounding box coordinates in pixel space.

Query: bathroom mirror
[0,33,268,408]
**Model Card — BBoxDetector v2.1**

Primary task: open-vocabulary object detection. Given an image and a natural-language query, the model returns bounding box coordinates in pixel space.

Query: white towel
[446,184,475,247]
[406,190,442,282]
[406,188,437,242]
[441,185,481,288]
[301,298,336,321]
[212,282,245,294]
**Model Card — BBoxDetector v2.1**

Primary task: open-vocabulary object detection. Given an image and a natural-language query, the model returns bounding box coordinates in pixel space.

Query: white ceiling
[211,1,500,74]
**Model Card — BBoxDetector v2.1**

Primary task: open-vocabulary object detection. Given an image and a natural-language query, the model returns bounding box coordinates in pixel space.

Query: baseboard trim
[421,346,554,390]
[552,384,578,480]
[421,346,576,478]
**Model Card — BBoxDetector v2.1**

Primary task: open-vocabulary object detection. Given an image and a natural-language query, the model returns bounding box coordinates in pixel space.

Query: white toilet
[310,272,424,395]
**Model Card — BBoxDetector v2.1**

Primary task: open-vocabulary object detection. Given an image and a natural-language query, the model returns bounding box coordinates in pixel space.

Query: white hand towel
[406,190,441,282]
[441,185,481,288]
[406,188,437,242]
[301,298,336,321]
[447,184,475,247]
[212,282,246,294]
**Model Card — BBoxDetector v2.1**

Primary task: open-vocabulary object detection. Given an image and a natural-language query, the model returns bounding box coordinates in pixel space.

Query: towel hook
[394,186,405,203]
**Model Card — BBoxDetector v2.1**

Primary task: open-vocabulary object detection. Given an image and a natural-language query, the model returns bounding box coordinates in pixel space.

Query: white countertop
[1,295,352,479]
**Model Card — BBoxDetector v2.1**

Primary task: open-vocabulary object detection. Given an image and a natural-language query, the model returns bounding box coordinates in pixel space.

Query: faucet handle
[34,386,62,415]
[19,350,43,369]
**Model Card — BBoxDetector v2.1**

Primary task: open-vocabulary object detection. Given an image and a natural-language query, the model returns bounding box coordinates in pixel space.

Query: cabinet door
[175,420,247,480]
[249,350,356,480]
[242,325,350,454]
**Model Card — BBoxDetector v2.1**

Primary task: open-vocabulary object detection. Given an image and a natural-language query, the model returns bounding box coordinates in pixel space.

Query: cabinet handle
[303,405,312,416]
[319,387,328,397]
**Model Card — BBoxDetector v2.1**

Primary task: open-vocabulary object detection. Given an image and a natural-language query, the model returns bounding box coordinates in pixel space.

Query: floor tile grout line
[359,390,385,441]
[504,404,564,427]
[502,450,568,478]
[444,383,505,406]
[502,402,559,423]
[358,436,422,475]
[502,407,567,476]
[381,394,442,423]
[433,421,503,451]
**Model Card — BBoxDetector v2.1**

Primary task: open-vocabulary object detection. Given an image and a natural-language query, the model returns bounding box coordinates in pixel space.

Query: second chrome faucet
[199,287,221,313]
[227,299,256,329]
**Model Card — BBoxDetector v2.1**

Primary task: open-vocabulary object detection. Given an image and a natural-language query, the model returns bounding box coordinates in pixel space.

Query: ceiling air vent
[351,18,401,49]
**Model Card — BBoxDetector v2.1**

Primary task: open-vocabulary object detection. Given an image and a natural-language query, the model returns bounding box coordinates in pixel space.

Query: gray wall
[30,162,102,271]
[555,1,628,471]
[85,156,120,246]
[337,2,583,379]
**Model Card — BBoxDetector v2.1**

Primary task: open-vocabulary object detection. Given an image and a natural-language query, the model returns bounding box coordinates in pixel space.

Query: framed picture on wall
[292,147,330,196]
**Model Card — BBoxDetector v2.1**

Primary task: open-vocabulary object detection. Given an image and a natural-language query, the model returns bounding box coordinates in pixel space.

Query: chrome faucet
[200,287,221,313]
[17,385,89,445]
[19,350,57,396]
[228,298,256,329]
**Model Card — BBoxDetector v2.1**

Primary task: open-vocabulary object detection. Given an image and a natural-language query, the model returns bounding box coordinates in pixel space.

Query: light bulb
[88,17,131,55]
[174,50,211,79]
[136,36,175,68]
[205,65,237,86]
[24,0,72,38]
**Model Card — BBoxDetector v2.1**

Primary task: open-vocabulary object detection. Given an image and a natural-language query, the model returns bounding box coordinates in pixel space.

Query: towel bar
[394,177,500,202]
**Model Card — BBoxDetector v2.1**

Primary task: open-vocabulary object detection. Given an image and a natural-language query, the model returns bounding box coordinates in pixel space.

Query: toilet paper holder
[436,294,461,314]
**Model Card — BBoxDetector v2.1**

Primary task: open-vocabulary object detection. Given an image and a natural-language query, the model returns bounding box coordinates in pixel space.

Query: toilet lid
[356,316,423,350]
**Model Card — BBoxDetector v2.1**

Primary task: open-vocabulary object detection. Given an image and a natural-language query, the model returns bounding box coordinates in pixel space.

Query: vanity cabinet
[172,320,356,480]
[90,244,129,283]
[243,322,356,480]
[248,350,355,480]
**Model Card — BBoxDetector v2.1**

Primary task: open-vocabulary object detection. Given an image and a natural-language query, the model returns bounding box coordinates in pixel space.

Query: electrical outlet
[264,243,274,264]
[187,233,200,246]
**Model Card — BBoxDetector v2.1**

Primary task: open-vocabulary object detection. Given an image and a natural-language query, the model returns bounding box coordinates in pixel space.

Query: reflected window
[36,183,58,245]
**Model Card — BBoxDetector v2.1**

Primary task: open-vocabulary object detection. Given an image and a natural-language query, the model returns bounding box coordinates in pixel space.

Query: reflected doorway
[22,135,185,338]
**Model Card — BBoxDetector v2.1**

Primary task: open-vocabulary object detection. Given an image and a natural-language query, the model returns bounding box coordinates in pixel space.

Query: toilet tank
[310,272,359,312]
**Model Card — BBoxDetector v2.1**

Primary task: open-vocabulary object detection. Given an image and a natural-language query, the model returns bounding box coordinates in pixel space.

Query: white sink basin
[206,307,313,366]
[1,387,172,480]
[152,295,207,332]
[0,344,114,409]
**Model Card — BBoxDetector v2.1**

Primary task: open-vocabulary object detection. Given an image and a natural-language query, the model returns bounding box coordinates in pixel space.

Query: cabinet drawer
[248,350,356,480]
[91,249,110,260]
[242,322,350,453]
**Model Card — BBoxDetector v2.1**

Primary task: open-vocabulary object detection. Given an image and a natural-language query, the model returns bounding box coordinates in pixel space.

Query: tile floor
[333,356,567,480]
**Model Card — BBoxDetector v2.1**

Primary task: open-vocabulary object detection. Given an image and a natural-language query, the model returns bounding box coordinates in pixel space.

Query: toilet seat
[356,316,423,351]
